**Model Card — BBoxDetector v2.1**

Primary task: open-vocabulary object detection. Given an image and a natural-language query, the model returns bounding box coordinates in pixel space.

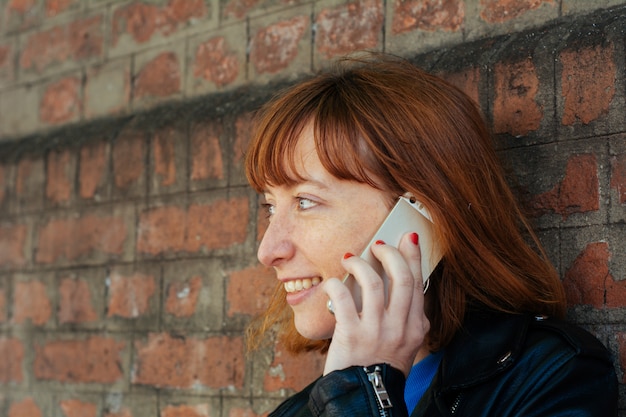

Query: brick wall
[0,0,625,416]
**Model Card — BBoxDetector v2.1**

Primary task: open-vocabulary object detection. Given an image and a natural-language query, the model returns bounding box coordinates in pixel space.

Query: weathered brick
[264,342,324,392]
[192,36,240,88]
[13,279,52,326]
[39,76,82,125]
[392,0,463,34]
[133,333,244,389]
[19,15,103,73]
[480,0,553,23]
[150,124,187,194]
[112,129,145,193]
[79,140,109,200]
[59,399,97,417]
[227,408,267,417]
[617,332,626,382]
[0,224,28,268]
[46,148,74,204]
[104,408,133,417]
[0,85,40,139]
[45,0,79,17]
[563,242,609,308]
[34,336,125,383]
[528,154,599,219]
[58,277,99,324]
[190,121,224,184]
[0,42,14,83]
[85,59,131,118]
[36,213,128,264]
[442,66,480,106]
[611,153,626,204]
[226,265,276,317]
[0,164,5,207]
[493,58,543,136]
[233,113,253,166]
[560,44,616,125]
[165,275,202,318]
[3,0,42,32]
[112,0,208,47]
[223,0,259,20]
[15,156,44,212]
[0,337,24,383]
[8,398,41,417]
[250,16,309,75]
[0,288,6,323]
[137,197,249,255]
[107,271,156,319]
[133,51,181,100]
[161,404,210,417]
[315,0,383,59]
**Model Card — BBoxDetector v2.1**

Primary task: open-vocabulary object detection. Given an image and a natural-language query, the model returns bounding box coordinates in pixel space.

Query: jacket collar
[439,310,532,390]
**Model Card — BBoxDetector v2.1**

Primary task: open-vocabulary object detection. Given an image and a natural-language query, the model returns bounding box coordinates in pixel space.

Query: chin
[294,315,335,341]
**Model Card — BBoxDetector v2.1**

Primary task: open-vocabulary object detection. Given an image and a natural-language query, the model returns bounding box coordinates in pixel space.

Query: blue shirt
[404,350,444,414]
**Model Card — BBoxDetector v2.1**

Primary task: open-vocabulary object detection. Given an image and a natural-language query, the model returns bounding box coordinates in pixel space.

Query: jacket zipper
[365,366,392,417]
[450,392,463,415]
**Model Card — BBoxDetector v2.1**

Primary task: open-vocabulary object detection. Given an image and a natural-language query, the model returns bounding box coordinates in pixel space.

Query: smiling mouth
[284,277,321,293]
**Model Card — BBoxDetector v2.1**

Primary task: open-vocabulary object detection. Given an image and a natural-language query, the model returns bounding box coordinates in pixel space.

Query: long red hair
[245,53,566,354]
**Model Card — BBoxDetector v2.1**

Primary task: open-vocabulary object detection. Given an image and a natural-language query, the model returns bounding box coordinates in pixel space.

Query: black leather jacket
[268,311,618,417]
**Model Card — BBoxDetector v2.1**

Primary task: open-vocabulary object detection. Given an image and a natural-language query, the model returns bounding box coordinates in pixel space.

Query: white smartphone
[343,194,443,312]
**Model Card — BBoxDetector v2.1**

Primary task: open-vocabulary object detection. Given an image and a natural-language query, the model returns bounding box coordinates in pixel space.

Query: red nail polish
[375,240,385,245]
[410,233,419,245]
[343,252,354,259]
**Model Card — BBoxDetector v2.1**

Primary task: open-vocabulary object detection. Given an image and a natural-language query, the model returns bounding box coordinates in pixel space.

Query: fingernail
[375,240,385,245]
[343,252,354,259]
[410,233,419,245]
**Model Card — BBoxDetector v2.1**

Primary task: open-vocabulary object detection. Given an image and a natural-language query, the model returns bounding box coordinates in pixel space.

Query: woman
[244,53,618,416]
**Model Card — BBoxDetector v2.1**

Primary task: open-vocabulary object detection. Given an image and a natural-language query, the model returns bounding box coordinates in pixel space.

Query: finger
[397,232,429,331]
[342,252,386,319]
[323,276,360,322]
[369,239,415,316]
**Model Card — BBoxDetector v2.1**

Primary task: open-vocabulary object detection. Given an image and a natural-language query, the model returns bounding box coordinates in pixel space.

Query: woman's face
[258,124,392,340]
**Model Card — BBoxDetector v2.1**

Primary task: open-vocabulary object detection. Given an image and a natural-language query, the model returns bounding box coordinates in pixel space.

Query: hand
[322,232,429,377]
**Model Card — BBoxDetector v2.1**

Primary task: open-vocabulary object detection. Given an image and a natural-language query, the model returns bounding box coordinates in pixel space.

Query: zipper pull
[365,365,393,410]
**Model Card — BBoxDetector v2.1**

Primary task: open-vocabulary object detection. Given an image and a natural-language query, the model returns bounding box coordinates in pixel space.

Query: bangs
[245,76,384,193]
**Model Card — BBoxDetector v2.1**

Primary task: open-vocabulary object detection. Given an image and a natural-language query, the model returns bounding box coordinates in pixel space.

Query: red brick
[480,0,552,23]
[0,289,6,322]
[107,271,156,319]
[0,224,28,268]
[442,67,480,106]
[493,59,542,136]
[104,408,132,417]
[226,265,276,317]
[0,337,24,383]
[134,52,181,99]
[79,140,108,199]
[153,127,179,187]
[250,17,308,75]
[36,213,127,264]
[264,342,324,391]
[19,16,102,73]
[112,0,207,46]
[60,399,97,417]
[193,37,240,87]
[223,0,259,19]
[13,279,52,326]
[112,130,144,189]
[15,157,44,208]
[133,333,244,389]
[563,242,609,308]
[40,76,82,125]
[137,197,249,255]
[4,0,41,31]
[315,0,383,59]
[561,44,616,125]
[233,113,253,166]
[58,277,98,324]
[528,154,599,219]
[165,275,202,318]
[46,148,73,204]
[392,0,463,34]
[190,122,224,181]
[45,0,78,17]
[0,43,14,82]
[161,404,210,417]
[34,336,125,383]
[611,153,626,204]
[8,398,41,417]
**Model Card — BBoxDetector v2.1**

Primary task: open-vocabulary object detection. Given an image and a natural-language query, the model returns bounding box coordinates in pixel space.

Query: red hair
[245,53,566,353]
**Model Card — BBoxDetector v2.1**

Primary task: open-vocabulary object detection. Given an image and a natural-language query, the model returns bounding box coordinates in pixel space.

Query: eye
[297,197,317,210]
[261,203,275,218]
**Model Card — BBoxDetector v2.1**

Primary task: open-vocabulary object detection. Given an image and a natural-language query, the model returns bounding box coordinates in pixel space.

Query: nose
[257,211,296,268]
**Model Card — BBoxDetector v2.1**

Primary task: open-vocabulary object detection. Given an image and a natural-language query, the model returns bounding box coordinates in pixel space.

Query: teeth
[284,277,321,293]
